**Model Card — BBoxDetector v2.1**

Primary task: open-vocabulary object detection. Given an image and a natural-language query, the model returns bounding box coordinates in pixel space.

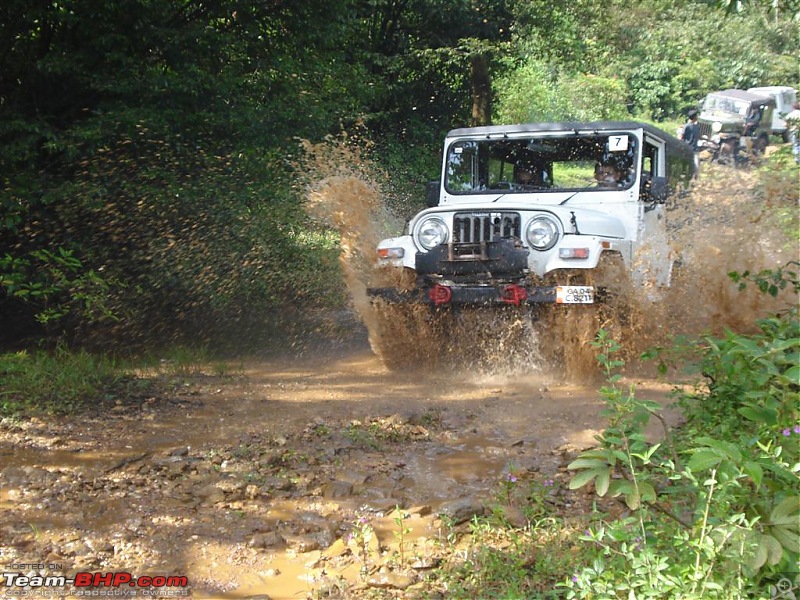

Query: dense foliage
[564,266,799,598]
[1,0,798,348]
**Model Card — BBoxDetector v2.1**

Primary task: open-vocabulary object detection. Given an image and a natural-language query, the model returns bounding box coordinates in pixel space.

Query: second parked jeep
[697,89,776,163]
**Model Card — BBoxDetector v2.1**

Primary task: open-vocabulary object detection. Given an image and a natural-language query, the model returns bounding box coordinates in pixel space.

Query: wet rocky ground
[1,342,668,600]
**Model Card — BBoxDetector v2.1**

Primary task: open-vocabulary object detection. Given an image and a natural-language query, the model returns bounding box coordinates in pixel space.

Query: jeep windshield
[701,94,750,118]
[444,133,637,194]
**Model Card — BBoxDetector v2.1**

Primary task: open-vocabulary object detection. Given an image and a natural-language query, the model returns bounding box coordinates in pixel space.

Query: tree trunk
[470,53,492,126]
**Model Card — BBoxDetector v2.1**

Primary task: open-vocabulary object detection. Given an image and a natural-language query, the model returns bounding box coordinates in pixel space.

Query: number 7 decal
[608,135,628,151]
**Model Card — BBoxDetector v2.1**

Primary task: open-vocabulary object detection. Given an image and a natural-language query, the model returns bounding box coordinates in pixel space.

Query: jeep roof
[704,89,776,106]
[747,85,796,96]
[446,120,692,162]
[449,120,682,137]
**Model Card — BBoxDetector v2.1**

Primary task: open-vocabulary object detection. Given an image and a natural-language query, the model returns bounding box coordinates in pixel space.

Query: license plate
[556,286,594,304]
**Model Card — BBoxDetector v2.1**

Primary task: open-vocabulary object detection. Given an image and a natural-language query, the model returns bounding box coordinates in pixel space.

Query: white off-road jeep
[368,121,693,312]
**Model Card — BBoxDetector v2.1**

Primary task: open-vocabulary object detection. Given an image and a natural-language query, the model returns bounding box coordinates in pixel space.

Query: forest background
[1,0,798,351]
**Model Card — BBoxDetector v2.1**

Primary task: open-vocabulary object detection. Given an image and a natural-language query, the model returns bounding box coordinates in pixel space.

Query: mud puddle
[0,343,680,599]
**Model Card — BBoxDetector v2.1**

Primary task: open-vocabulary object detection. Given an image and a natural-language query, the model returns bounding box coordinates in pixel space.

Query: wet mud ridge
[0,346,679,599]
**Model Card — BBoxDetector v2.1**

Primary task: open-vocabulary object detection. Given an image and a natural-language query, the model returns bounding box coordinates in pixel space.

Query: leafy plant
[391,506,412,568]
[347,512,379,572]
[565,265,799,598]
[0,248,116,326]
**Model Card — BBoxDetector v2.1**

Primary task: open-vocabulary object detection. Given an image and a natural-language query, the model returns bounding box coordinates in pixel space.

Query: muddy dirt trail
[0,332,680,600]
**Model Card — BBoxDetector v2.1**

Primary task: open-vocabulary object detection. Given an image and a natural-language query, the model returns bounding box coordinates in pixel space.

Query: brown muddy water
[1,156,796,599]
[0,348,679,600]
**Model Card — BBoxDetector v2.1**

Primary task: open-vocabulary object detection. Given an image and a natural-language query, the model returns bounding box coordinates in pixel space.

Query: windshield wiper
[559,191,579,205]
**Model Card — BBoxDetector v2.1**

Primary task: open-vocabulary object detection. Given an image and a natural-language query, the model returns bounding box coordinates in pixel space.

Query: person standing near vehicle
[681,108,701,177]
[785,102,800,164]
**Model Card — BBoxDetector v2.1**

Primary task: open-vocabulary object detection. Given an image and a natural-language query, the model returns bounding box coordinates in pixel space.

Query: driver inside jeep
[514,163,550,189]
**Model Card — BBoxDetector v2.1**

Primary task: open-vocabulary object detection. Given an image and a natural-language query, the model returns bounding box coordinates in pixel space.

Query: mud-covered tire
[716,139,738,165]
[368,300,445,371]
[753,134,769,155]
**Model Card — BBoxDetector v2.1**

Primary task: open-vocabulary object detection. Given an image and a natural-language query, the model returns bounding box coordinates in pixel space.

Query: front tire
[369,300,444,371]
[752,134,768,156]
[716,139,738,165]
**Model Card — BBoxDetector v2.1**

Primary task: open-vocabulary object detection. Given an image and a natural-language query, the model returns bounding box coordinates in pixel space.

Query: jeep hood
[699,113,744,125]
[548,205,627,238]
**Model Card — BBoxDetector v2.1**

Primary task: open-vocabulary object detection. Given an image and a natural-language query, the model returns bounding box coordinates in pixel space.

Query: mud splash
[302,141,797,377]
[664,162,797,337]
[299,139,404,358]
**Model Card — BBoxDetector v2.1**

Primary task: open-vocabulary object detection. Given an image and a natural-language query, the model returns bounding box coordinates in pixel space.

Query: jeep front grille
[453,212,521,244]
[698,122,712,139]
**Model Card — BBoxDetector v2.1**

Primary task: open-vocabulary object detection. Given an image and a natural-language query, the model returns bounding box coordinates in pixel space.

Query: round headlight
[416,217,448,250]
[711,121,723,134]
[526,215,559,251]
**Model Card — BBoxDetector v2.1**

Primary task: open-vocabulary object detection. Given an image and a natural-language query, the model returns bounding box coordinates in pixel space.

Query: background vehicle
[697,89,775,163]
[748,85,797,141]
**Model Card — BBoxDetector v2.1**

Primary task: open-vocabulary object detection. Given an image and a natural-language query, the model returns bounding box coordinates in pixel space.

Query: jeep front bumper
[366,283,598,306]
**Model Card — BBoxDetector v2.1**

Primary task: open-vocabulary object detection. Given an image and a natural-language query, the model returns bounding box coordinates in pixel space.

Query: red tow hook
[429,284,453,306]
[500,284,528,305]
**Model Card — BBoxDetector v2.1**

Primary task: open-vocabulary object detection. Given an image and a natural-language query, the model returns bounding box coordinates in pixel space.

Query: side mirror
[647,176,668,203]
[425,181,440,207]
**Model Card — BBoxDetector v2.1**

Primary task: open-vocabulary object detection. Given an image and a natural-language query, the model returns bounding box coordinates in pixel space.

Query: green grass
[0,343,244,416]
[0,346,122,415]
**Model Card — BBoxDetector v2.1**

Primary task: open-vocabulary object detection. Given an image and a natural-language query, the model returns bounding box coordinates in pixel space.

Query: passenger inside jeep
[594,162,625,187]
[744,105,765,134]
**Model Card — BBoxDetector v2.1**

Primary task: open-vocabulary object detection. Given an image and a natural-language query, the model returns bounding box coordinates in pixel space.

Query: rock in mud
[248,532,284,549]
[323,538,348,558]
[499,505,528,528]
[411,556,441,570]
[198,485,225,505]
[322,480,353,498]
[367,568,417,590]
[285,535,321,553]
[437,497,485,525]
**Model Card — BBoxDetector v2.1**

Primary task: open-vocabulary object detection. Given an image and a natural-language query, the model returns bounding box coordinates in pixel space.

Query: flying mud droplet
[298,138,406,360]
[664,163,796,337]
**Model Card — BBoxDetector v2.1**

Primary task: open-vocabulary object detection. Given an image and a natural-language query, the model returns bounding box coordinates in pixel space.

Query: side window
[643,138,663,177]
[643,145,656,178]
[641,138,666,202]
